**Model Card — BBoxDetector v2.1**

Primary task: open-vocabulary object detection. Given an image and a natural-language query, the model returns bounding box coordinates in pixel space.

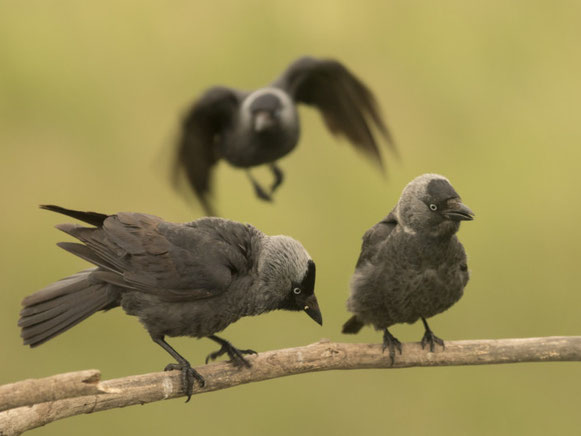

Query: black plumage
[342,174,474,364]
[19,205,322,401]
[173,56,394,215]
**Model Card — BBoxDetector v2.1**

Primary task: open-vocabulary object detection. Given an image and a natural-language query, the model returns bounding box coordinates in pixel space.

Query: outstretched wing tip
[280,56,397,165]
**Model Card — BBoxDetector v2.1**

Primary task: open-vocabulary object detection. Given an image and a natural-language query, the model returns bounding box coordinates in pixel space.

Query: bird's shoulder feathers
[355,210,398,268]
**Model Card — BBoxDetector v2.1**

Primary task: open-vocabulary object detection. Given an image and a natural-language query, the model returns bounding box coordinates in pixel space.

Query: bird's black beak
[443,199,475,221]
[303,295,323,326]
[254,111,275,132]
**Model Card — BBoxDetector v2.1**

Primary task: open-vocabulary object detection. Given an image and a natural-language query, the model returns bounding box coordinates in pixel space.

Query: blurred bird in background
[173,56,394,215]
[342,174,474,364]
[19,205,322,401]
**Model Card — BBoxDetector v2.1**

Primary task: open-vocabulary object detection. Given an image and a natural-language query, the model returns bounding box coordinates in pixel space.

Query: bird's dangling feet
[420,317,445,352]
[246,170,273,201]
[269,164,284,195]
[206,335,257,368]
[382,328,402,366]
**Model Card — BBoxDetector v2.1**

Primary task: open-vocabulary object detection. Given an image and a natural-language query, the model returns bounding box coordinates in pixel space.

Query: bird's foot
[246,171,273,201]
[252,181,273,201]
[382,329,403,366]
[420,330,445,352]
[164,362,205,402]
[206,342,257,368]
[269,164,284,194]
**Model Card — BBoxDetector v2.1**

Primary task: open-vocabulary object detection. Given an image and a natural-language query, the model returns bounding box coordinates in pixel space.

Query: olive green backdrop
[1,1,580,435]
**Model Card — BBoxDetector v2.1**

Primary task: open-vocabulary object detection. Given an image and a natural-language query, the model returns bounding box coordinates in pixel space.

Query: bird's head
[243,88,296,133]
[258,235,322,326]
[396,173,474,237]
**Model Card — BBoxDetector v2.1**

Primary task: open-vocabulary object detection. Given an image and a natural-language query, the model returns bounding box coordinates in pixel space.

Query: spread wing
[274,56,394,168]
[173,87,240,215]
[355,210,398,268]
[43,205,254,302]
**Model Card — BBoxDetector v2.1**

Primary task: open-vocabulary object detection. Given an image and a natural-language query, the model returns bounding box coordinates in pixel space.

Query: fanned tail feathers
[19,269,119,347]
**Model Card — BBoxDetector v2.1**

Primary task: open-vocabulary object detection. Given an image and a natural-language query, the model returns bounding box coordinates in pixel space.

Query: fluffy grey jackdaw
[173,56,393,215]
[342,174,474,364]
[19,205,322,401]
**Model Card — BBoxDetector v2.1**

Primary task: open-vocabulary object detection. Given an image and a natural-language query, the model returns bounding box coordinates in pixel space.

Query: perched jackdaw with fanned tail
[342,174,474,364]
[173,56,394,215]
[19,205,321,401]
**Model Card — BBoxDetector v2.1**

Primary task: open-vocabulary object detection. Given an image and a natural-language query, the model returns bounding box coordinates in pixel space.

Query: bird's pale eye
[293,287,301,295]
[429,204,438,211]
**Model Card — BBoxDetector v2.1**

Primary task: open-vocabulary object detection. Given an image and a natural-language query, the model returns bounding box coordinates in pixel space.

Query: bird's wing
[355,210,398,268]
[274,56,393,167]
[48,207,254,302]
[173,87,240,215]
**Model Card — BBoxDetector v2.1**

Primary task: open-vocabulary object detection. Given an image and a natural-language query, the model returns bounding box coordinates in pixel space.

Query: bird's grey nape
[258,235,312,286]
[240,87,297,131]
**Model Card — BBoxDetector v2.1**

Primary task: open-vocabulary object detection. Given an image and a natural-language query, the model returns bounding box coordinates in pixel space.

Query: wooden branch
[1,336,580,435]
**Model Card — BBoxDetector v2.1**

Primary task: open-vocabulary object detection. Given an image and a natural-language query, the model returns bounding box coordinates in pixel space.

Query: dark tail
[40,204,109,227]
[19,269,119,347]
[342,315,365,334]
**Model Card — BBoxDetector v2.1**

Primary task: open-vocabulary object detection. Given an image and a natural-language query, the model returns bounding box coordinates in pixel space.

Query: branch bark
[1,336,580,435]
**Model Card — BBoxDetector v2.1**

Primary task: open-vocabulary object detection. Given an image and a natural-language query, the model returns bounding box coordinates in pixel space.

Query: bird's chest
[410,266,465,314]
[387,241,466,318]
[220,125,299,167]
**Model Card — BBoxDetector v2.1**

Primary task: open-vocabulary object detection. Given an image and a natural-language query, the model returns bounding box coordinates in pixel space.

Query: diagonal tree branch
[1,336,580,435]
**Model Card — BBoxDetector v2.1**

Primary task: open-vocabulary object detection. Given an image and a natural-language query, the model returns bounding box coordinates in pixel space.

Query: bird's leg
[420,317,445,352]
[382,328,402,366]
[152,335,205,402]
[246,170,272,202]
[206,335,257,368]
[269,163,284,195]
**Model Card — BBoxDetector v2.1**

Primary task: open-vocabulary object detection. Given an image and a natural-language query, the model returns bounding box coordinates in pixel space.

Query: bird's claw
[421,330,445,352]
[269,164,284,194]
[206,344,257,368]
[252,183,273,202]
[164,362,205,402]
[382,330,403,366]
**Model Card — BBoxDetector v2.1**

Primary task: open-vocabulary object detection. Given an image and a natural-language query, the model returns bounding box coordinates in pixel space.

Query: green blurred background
[1,1,580,434]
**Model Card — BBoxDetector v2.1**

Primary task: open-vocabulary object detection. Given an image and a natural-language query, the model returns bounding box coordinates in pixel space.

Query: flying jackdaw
[173,55,393,215]
[342,174,474,364]
[19,205,322,401]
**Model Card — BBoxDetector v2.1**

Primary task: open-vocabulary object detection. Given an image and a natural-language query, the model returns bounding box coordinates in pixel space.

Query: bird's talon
[207,338,256,368]
[269,165,284,194]
[163,362,205,402]
[164,363,179,372]
[254,186,273,202]
[228,347,255,368]
[421,330,445,352]
[382,329,402,366]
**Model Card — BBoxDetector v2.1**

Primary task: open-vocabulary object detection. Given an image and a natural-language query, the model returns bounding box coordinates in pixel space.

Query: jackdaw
[342,174,474,364]
[173,55,394,215]
[19,205,322,401]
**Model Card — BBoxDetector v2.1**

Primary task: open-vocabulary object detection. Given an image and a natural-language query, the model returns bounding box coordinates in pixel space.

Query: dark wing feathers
[276,56,393,167]
[57,242,118,273]
[355,210,398,268]
[45,206,254,302]
[173,86,240,215]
